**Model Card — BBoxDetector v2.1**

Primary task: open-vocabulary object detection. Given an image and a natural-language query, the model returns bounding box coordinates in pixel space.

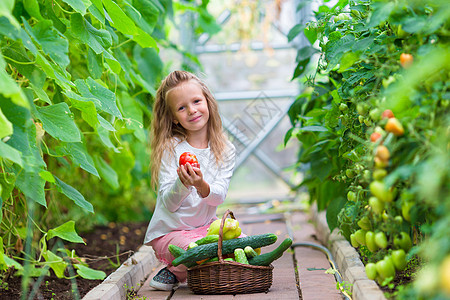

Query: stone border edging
[82,245,160,300]
[311,207,386,300]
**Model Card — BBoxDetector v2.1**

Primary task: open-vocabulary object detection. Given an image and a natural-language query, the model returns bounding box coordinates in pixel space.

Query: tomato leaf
[287,24,305,42]
[367,2,394,28]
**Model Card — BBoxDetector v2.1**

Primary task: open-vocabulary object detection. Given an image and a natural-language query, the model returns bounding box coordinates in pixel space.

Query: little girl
[144,70,236,290]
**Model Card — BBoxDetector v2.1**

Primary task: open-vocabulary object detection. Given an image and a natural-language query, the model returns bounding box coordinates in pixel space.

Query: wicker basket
[187,210,273,294]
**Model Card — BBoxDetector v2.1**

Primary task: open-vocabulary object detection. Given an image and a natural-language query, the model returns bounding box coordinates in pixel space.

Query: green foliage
[0,0,221,292]
[287,0,449,298]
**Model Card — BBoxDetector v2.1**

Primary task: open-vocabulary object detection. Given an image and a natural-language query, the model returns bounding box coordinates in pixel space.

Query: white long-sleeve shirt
[144,139,236,244]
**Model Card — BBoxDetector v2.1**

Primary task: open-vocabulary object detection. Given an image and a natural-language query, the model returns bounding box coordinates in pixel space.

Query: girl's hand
[177,163,210,197]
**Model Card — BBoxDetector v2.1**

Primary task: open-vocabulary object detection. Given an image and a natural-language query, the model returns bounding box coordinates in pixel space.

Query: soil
[0,221,149,299]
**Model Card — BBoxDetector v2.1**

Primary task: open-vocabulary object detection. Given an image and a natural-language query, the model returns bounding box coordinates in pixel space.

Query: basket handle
[217,209,235,263]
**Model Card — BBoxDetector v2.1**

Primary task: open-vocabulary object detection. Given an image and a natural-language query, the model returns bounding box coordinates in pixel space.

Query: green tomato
[373,169,387,181]
[365,263,377,280]
[382,76,396,88]
[369,108,381,122]
[337,13,350,21]
[339,103,349,111]
[351,9,362,18]
[370,181,393,202]
[357,103,369,115]
[357,216,372,231]
[394,232,412,252]
[374,126,385,135]
[391,249,407,271]
[376,257,396,279]
[402,201,413,222]
[374,232,388,249]
[365,231,379,253]
[369,197,384,215]
[363,170,371,182]
[396,24,409,39]
[354,229,367,246]
[346,169,355,178]
[394,216,404,224]
[347,191,356,202]
[350,233,359,248]
[358,115,365,123]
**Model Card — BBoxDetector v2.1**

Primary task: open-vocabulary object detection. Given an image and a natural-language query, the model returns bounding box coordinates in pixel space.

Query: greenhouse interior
[0,0,449,299]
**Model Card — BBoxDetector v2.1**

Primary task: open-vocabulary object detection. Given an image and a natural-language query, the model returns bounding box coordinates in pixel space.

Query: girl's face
[167,80,210,136]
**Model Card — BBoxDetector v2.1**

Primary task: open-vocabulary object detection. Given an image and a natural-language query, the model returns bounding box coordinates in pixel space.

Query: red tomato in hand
[179,152,200,168]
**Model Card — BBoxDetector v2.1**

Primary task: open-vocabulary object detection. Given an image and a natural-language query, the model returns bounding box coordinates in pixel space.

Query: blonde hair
[150,70,227,189]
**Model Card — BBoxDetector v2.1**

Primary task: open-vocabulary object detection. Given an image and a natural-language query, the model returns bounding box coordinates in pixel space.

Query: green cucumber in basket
[244,246,259,258]
[194,234,219,245]
[234,248,249,264]
[168,244,186,258]
[248,238,293,266]
[172,233,278,267]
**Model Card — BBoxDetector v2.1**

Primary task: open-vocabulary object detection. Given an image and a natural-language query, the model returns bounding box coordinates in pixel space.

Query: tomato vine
[287,0,449,298]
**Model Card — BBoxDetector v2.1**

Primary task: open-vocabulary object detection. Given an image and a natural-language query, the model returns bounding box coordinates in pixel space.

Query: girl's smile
[189,115,202,122]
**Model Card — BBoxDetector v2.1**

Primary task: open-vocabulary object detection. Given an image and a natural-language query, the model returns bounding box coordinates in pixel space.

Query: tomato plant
[286,0,450,297]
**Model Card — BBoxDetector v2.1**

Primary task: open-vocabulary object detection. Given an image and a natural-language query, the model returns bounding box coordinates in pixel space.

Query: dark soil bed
[0,221,149,299]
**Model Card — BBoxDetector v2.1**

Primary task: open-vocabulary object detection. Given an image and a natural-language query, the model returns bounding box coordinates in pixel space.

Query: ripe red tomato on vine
[179,152,200,168]
[400,53,413,68]
[370,132,382,142]
[381,109,394,119]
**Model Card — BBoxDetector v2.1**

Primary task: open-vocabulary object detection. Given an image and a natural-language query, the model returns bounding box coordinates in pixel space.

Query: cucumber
[188,242,198,249]
[244,246,259,258]
[194,235,219,245]
[168,244,186,258]
[172,233,278,267]
[234,248,249,264]
[248,238,293,266]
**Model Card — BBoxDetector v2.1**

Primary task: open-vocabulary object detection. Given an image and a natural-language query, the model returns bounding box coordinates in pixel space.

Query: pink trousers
[149,225,210,282]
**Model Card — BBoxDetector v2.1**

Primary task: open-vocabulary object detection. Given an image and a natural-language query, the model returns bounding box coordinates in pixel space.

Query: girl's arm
[158,152,191,212]
[200,144,236,206]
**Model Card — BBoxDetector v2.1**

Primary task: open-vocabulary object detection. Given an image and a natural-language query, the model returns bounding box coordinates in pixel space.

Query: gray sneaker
[149,267,179,291]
